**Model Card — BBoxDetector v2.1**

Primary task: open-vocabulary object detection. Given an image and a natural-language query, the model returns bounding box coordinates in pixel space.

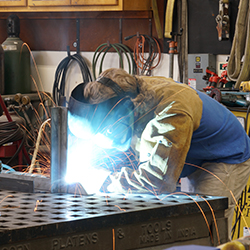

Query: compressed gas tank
[1,14,31,95]
[0,44,4,95]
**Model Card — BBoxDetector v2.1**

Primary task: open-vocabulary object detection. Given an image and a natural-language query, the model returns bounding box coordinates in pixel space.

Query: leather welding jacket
[108,77,250,194]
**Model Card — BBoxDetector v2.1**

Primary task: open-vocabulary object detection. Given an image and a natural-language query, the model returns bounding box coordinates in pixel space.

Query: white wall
[31,51,228,100]
[31,51,179,99]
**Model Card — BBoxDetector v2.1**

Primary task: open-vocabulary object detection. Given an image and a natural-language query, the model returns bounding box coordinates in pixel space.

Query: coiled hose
[53,51,92,106]
[227,0,250,89]
[125,34,161,75]
[0,121,25,165]
[92,42,136,80]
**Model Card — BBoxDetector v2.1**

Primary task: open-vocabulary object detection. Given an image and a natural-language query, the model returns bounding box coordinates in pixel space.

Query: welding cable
[0,121,26,165]
[231,186,247,239]
[6,134,26,165]
[53,51,92,106]
[0,121,24,145]
[125,34,161,75]
[2,163,15,172]
[92,42,136,80]
[135,36,161,74]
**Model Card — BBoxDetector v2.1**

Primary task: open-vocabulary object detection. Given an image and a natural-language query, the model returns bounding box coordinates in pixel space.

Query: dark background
[187,0,239,54]
[0,0,239,54]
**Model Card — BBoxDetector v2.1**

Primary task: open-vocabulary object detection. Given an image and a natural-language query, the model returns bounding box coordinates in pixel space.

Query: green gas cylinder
[0,44,4,95]
[1,14,31,95]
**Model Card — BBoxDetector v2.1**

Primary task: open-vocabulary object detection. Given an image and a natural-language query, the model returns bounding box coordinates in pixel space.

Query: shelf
[0,0,151,12]
[28,0,70,7]
[72,0,118,5]
[0,0,26,7]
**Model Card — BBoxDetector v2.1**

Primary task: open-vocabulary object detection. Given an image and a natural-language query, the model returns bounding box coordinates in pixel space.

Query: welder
[68,68,250,237]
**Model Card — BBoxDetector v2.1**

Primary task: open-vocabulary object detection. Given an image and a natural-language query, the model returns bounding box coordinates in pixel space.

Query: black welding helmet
[68,78,135,151]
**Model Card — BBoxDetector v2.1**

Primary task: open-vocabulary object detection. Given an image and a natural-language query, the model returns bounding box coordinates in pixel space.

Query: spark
[200,195,220,245]
[0,195,16,216]
[4,51,244,243]
[22,43,45,95]
[114,205,126,212]
[160,192,215,244]
[34,199,42,212]
[29,118,51,173]
[186,162,250,238]
[0,195,14,204]
[112,228,115,250]
[65,135,111,194]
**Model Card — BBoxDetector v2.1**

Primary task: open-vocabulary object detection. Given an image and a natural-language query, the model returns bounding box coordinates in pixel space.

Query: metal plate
[0,190,228,250]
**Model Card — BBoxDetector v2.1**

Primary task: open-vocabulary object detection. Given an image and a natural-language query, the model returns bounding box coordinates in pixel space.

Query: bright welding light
[65,137,111,194]
[94,133,113,149]
[66,114,111,194]
[67,112,92,140]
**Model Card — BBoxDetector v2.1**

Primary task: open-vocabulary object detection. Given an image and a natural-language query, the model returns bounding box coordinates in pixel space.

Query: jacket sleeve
[107,101,196,194]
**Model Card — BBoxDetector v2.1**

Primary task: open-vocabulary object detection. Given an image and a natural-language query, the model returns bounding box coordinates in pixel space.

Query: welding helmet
[68,79,135,151]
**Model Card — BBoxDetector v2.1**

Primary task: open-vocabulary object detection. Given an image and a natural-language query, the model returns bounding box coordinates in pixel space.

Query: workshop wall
[0,0,239,95]
[0,0,238,54]
[31,51,179,95]
[187,0,239,54]
[0,10,163,52]
[162,0,238,54]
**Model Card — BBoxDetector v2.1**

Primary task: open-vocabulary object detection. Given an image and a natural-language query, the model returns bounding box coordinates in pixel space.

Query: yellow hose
[227,0,250,89]
[151,0,163,39]
[164,0,176,38]
[219,241,245,250]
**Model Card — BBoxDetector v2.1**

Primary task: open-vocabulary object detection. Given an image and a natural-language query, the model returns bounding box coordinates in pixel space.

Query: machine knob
[209,88,222,102]
[14,93,22,103]
[22,95,30,105]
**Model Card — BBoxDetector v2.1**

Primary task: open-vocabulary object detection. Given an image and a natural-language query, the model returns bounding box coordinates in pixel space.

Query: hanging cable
[125,33,161,76]
[0,121,26,165]
[52,48,93,106]
[92,42,136,80]
[0,121,24,145]
[227,0,250,89]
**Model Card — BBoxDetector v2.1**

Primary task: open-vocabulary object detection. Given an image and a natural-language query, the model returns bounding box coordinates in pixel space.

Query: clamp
[216,0,230,41]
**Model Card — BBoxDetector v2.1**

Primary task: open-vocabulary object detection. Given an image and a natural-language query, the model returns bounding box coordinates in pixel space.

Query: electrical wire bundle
[92,42,136,80]
[0,121,25,165]
[125,34,161,76]
[53,51,93,106]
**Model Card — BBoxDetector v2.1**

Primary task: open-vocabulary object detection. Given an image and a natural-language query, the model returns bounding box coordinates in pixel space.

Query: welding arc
[92,43,136,80]
[53,52,92,106]
[0,121,26,165]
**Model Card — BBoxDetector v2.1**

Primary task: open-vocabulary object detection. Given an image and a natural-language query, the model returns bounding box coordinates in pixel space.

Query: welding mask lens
[68,84,134,151]
[95,98,134,151]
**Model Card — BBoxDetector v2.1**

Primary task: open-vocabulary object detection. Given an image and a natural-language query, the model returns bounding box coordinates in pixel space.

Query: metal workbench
[0,190,228,250]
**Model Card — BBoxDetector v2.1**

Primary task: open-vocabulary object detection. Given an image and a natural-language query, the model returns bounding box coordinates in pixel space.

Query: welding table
[0,189,228,250]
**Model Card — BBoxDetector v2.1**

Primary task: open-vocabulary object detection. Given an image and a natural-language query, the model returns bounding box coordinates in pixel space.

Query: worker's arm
[108,101,195,194]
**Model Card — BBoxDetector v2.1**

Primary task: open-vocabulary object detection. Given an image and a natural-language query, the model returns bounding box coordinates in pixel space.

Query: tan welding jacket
[108,76,203,194]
